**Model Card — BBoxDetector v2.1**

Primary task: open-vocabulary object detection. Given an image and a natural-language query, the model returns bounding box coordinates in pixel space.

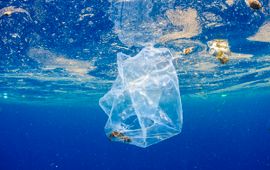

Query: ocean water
[1,92,270,170]
[1,0,270,169]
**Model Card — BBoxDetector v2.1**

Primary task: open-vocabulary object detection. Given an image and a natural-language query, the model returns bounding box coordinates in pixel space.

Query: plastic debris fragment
[99,46,183,148]
[182,47,194,55]
[0,6,32,20]
[246,0,262,10]
[207,39,231,64]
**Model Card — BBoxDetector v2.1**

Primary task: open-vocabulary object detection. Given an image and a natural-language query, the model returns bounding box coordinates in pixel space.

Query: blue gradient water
[1,0,270,169]
[1,92,270,170]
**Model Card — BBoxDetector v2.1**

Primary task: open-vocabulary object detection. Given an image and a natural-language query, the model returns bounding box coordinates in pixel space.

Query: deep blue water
[0,92,270,170]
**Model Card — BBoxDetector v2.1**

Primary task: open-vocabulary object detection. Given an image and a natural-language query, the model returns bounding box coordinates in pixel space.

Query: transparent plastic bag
[99,46,183,148]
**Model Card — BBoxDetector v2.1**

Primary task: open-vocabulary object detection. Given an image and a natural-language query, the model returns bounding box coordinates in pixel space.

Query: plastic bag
[99,46,183,148]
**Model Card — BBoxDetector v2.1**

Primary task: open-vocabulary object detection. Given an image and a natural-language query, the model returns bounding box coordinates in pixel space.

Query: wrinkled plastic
[99,46,183,148]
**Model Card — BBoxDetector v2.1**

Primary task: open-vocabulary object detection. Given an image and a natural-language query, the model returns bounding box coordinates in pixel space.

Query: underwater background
[1,92,270,170]
[0,0,270,169]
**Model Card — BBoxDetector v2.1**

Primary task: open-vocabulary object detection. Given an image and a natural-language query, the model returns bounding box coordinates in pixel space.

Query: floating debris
[226,0,235,6]
[174,47,195,56]
[0,6,32,20]
[216,51,229,64]
[246,0,262,10]
[79,13,94,21]
[78,7,94,21]
[108,131,132,143]
[207,39,231,64]
[182,47,194,55]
